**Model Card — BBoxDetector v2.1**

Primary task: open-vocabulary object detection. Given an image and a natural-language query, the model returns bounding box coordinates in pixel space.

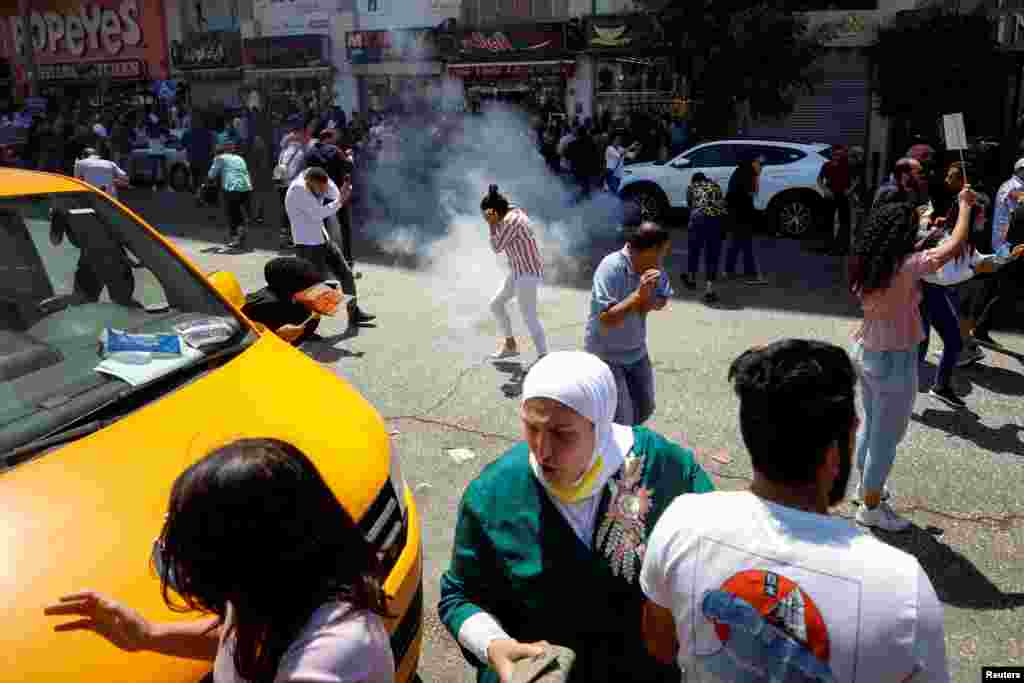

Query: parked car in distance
[618,139,832,237]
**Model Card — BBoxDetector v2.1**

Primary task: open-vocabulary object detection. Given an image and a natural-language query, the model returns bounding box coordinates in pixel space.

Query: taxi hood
[0,334,390,682]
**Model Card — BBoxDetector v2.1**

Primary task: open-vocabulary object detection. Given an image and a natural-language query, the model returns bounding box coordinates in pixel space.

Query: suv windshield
[1,190,246,455]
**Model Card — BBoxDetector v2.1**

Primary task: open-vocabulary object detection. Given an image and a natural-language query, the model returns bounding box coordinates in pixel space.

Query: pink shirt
[490,208,544,279]
[854,250,942,351]
[213,601,395,683]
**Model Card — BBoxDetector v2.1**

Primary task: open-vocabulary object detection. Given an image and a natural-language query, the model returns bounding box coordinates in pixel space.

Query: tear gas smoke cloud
[361,102,629,339]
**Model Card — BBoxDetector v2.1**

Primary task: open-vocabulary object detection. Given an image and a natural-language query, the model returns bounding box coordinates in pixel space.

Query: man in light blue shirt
[584,222,673,425]
[992,157,1024,254]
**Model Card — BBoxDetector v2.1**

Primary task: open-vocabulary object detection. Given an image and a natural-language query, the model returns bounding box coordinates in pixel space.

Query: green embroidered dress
[439,426,715,683]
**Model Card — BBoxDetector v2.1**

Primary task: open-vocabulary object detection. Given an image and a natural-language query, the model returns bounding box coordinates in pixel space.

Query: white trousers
[490,274,548,355]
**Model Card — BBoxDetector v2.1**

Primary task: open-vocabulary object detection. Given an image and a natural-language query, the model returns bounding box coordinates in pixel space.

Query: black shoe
[702,290,720,305]
[929,385,966,409]
[973,330,998,346]
[680,273,697,291]
[350,308,376,324]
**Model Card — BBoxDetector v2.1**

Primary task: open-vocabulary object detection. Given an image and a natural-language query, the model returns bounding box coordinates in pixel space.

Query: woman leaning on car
[44,438,395,683]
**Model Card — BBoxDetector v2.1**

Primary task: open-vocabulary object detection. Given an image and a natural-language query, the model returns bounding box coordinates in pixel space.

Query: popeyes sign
[1,0,168,80]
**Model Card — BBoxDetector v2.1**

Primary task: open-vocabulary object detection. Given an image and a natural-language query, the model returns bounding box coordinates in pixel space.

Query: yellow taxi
[0,170,422,682]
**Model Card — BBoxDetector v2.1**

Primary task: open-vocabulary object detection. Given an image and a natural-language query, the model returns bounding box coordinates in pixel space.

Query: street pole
[19,0,38,98]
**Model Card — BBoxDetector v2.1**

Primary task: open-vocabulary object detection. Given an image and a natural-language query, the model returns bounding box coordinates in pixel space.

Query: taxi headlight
[388,438,408,521]
[359,437,409,574]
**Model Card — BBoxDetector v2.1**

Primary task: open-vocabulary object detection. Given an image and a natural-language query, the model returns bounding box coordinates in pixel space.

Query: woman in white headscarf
[439,351,714,683]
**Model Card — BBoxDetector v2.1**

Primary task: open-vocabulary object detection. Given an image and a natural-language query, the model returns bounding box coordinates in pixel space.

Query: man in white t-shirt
[640,339,949,683]
[74,148,128,197]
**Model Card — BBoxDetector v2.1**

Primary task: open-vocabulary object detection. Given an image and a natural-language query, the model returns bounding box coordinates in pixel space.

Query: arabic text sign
[453,24,564,58]
[943,113,968,151]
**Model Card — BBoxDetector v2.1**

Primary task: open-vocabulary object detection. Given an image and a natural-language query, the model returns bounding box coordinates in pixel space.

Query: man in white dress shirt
[285,167,374,325]
[74,148,128,197]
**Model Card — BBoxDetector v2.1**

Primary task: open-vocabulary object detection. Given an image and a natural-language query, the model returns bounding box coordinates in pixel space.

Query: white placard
[943,113,968,151]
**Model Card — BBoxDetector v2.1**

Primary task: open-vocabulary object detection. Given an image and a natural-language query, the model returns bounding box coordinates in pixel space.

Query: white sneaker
[853,484,892,504]
[856,501,912,532]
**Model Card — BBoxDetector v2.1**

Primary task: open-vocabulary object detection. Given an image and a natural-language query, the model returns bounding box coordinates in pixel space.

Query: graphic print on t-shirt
[690,538,862,683]
[701,571,834,682]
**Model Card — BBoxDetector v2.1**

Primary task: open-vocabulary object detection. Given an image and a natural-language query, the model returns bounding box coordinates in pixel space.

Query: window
[366,0,381,12]
[685,145,741,168]
[753,146,807,166]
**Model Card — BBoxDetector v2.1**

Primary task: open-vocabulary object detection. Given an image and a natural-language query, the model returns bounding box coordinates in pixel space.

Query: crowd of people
[14,97,1023,682]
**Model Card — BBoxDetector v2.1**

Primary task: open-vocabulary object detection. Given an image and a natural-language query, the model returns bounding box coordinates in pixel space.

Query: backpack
[273,142,305,184]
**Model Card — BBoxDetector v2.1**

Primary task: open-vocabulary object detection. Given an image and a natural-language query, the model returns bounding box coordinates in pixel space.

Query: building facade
[166,0,246,109]
[347,0,458,115]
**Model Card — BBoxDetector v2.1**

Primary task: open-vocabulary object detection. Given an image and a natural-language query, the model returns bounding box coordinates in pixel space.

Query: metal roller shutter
[745,77,870,147]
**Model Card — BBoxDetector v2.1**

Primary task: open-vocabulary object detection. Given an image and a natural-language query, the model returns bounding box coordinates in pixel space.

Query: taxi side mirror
[207,271,246,310]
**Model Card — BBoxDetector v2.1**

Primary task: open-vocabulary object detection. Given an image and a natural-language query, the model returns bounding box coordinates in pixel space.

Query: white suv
[619,139,832,237]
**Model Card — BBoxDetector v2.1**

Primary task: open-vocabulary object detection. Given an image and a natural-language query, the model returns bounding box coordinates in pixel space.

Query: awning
[177,67,243,82]
[245,66,334,79]
[447,60,575,80]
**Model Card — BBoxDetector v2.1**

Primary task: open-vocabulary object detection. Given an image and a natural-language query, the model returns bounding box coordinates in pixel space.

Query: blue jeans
[687,213,723,281]
[918,282,962,389]
[853,344,919,493]
[606,354,655,426]
[605,171,621,193]
[724,223,758,277]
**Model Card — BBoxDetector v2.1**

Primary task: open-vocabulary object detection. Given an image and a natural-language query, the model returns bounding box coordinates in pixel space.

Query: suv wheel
[775,197,815,237]
[624,186,668,222]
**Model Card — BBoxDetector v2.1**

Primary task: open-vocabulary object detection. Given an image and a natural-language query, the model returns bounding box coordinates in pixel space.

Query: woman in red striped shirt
[482,184,549,362]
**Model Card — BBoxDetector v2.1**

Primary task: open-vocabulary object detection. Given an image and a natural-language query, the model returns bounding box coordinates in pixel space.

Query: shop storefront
[744,11,877,152]
[0,0,169,110]
[584,14,683,120]
[347,28,443,116]
[170,30,244,110]
[243,34,335,126]
[443,23,574,117]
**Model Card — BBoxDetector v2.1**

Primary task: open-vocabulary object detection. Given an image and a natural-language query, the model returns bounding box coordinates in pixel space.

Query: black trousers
[339,204,355,265]
[278,186,292,240]
[975,258,1023,334]
[824,193,851,250]
[223,190,252,236]
[294,243,357,302]
[74,253,136,307]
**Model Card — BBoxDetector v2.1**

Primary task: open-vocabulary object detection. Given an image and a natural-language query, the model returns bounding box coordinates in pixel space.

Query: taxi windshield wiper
[4,418,115,468]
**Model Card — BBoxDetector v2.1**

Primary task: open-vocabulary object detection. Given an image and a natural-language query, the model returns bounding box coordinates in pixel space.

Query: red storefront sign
[0,0,169,84]
[447,62,576,80]
[449,23,566,60]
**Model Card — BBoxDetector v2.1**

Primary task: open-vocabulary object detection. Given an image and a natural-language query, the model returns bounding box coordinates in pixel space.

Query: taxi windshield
[0,191,246,456]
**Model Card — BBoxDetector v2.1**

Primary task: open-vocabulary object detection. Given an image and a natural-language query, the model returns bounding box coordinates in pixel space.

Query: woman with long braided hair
[847,184,976,531]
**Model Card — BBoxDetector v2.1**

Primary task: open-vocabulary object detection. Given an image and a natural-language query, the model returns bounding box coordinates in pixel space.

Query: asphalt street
[124,189,1023,683]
